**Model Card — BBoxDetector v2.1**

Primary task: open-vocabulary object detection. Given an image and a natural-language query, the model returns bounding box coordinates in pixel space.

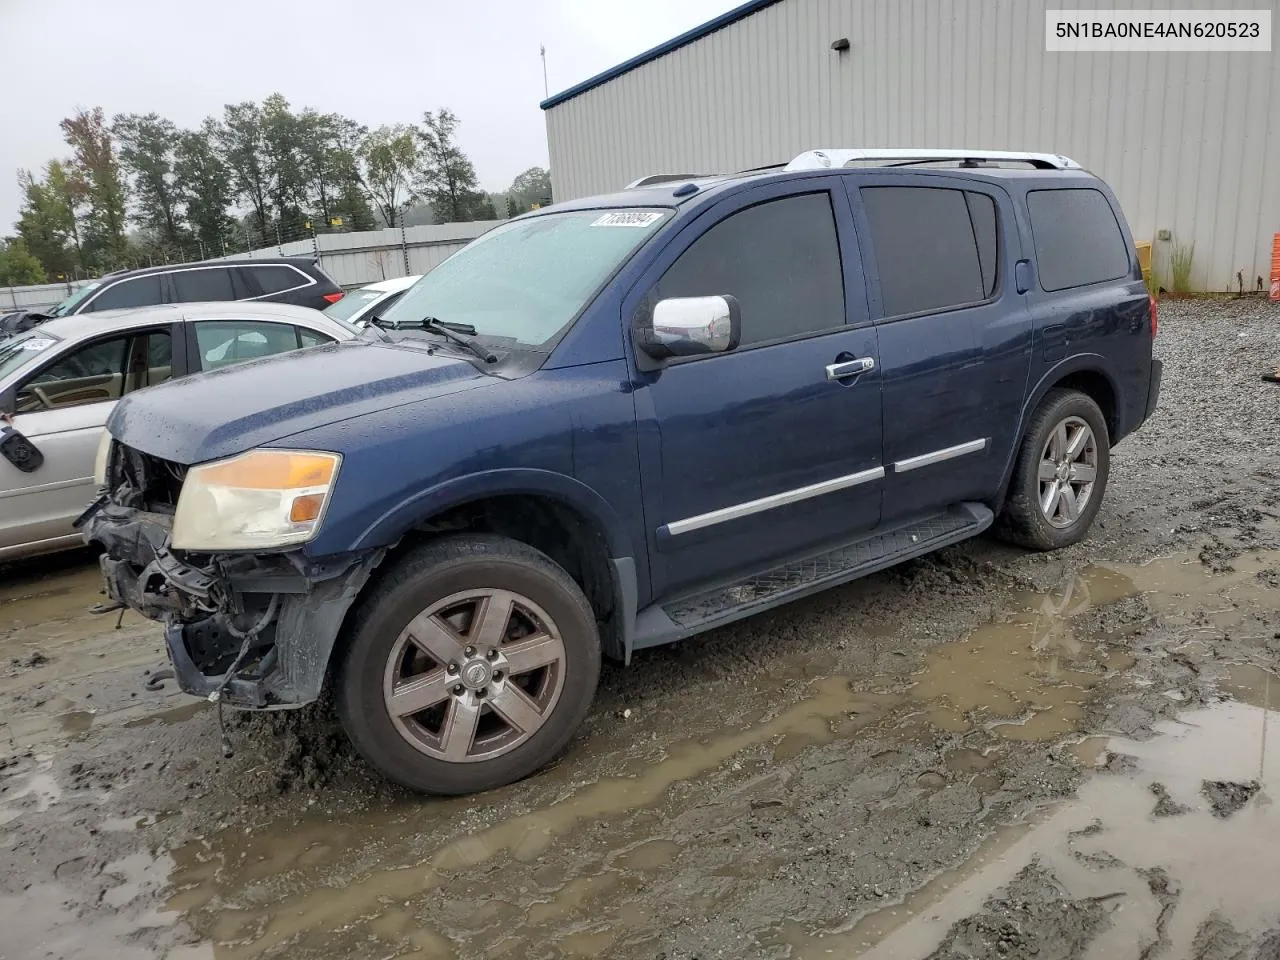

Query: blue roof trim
[539,0,782,110]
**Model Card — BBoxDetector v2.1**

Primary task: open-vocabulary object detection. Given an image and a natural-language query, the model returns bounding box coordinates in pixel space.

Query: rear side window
[861,187,995,318]
[1027,189,1130,291]
[655,192,846,347]
[172,267,236,302]
[85,275,164,312]
[248,265,309,295]
[194,320,302,370]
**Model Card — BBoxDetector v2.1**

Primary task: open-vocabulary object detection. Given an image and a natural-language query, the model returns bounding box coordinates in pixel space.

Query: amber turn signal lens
[289,493,326,523]
[197,450,338,490]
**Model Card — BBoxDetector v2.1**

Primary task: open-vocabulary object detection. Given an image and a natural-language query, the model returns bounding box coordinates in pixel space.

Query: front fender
[348,467,636,561]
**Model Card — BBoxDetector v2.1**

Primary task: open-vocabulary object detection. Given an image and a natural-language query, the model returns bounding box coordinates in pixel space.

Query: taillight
[323,292,344,304]
[1149,294,1158,338]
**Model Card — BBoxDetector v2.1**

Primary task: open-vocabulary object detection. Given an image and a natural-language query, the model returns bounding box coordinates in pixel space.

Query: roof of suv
[99,256,322,281]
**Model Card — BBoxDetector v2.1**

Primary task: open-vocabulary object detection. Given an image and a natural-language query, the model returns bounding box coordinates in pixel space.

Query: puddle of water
[0,758,61,827]
[907,564,1136,741]
[783,697,1280,958]
[0,848,178,959]
[123,702,209,728]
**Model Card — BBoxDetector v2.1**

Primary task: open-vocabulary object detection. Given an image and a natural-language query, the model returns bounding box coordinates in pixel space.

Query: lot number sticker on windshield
[591,211,664,228]
[19,338,55,351]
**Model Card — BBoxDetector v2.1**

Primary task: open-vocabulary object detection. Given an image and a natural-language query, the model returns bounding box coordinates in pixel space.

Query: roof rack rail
[624,173,716,189]
[784,149,1082,171]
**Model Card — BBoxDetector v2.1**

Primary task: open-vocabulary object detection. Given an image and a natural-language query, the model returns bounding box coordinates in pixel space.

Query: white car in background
[322,275,421,327]
[0,301,358,561]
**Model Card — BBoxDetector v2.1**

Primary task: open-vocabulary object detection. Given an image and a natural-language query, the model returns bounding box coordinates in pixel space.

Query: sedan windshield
[323,288,384,324]
[0,330,62,381]
[378,209,669,347]
[47,281,102,317]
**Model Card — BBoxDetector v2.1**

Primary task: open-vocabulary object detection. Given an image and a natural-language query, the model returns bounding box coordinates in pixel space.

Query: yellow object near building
[1135,240,1154,295]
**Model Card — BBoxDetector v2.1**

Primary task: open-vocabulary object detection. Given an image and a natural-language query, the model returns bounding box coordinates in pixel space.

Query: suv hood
[108,339,490,464]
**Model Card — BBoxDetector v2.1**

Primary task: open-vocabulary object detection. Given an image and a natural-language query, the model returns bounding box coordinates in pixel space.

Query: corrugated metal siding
[545,0,1279,291]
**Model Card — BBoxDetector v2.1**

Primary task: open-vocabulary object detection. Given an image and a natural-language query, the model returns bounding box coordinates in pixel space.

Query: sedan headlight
[92,430,112,487]
[171,450,341,551]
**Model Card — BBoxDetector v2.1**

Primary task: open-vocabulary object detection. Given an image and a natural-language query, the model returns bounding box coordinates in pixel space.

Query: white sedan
[0,301,358,561]
[321,275,421,327]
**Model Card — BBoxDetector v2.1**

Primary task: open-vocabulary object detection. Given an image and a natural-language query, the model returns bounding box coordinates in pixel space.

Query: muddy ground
[3,298,1280,960]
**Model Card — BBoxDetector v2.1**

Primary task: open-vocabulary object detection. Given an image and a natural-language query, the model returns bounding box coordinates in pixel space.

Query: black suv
[39,257,344,318]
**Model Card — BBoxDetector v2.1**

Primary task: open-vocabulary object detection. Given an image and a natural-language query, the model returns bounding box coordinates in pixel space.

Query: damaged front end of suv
[79,433,382,710]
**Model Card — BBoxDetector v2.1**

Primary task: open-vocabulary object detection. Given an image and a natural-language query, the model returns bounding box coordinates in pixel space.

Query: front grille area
[106,440,187,513]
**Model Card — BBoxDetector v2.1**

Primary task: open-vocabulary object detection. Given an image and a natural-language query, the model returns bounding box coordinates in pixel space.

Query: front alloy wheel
[338,535,601,795]
[383,588,567,763]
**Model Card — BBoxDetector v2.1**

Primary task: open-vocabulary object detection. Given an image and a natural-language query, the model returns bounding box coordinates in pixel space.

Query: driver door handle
[825,357,875,381]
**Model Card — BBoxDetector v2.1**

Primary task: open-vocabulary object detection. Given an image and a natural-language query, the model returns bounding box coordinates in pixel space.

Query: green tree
[113,112,184,248]
[174,121,236,256]
[261,93,309,241]
[0,238,48,285]
[508,166,552,209]
[360,124,419,227]
[415,109,488,222]
[60,107,129,269]
[14,162,81,277]
[215,101,270,241]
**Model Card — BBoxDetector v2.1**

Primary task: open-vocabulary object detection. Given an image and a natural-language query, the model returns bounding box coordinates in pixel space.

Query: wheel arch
[995,355,1121,509]
[343,470,637,662]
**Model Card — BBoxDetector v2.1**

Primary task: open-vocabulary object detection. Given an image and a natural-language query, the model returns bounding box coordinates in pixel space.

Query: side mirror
[0,424,44,473]
[637,295,741,360]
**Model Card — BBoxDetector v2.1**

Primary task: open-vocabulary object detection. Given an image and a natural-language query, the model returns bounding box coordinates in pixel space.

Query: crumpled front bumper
[79,498,383,709]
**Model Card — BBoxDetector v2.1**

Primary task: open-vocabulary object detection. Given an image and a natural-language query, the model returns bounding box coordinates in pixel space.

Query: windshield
[323,288,386,324]
[378,209,669,347]
[47,281,102,317]
[0,330,62,381]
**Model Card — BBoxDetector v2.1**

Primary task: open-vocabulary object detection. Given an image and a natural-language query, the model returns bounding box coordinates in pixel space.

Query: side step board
[630,503,993,652]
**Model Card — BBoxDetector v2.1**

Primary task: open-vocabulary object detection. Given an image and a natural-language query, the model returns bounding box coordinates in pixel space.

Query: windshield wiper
[417,317,497,363]
[362,315,394,342]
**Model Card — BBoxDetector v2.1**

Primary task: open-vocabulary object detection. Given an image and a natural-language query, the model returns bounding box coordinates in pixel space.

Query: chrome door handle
[825,357,875,381]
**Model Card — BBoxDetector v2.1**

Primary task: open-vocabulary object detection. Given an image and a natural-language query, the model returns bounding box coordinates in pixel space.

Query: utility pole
[541,44,548,99]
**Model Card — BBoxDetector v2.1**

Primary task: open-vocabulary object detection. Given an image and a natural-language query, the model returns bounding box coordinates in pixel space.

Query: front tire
[336,534,601,795]
[999,389,1110,551]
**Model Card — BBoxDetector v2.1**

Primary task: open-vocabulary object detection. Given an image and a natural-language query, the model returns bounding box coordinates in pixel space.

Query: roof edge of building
[539,0,783,111]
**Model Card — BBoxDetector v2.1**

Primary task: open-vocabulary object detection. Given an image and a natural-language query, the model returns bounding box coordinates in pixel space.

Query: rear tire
[998,389,1110,551]
[336,534,601,795]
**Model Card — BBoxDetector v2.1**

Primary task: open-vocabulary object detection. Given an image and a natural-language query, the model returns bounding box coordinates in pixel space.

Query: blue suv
[82,149,1162,795]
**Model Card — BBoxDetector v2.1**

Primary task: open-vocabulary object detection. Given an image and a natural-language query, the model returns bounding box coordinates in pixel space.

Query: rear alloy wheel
[998,389,1110,551]
[337,535,601,795]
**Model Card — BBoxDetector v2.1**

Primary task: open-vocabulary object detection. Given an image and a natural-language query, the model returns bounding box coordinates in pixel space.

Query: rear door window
[194,320,302,370]
[171,267,236,302]
[84,275,164,312]
[860,186,994,318]
[1026,188,1130,291]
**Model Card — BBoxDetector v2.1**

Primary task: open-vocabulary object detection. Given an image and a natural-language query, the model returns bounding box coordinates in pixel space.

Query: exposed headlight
[171,449,341,551]
[92,430,112,488]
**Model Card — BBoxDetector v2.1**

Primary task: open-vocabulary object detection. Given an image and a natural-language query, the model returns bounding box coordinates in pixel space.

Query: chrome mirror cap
[641,295,741,359]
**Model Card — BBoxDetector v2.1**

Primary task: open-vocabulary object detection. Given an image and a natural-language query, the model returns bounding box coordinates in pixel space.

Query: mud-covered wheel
[998,389,1111,551]
[336,534,601,795]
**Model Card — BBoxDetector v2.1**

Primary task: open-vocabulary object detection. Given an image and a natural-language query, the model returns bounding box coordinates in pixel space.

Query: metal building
[541,0,1279,292]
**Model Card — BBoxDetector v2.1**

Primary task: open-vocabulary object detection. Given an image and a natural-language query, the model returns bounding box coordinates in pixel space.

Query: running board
[631,504,993,652]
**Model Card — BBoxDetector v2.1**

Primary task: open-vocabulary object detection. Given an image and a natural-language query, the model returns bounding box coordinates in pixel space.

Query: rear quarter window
[1027,188,1130,292]
[248,265,310,295]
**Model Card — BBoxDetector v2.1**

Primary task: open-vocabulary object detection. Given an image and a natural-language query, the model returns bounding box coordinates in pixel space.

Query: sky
[0,0,737,230]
